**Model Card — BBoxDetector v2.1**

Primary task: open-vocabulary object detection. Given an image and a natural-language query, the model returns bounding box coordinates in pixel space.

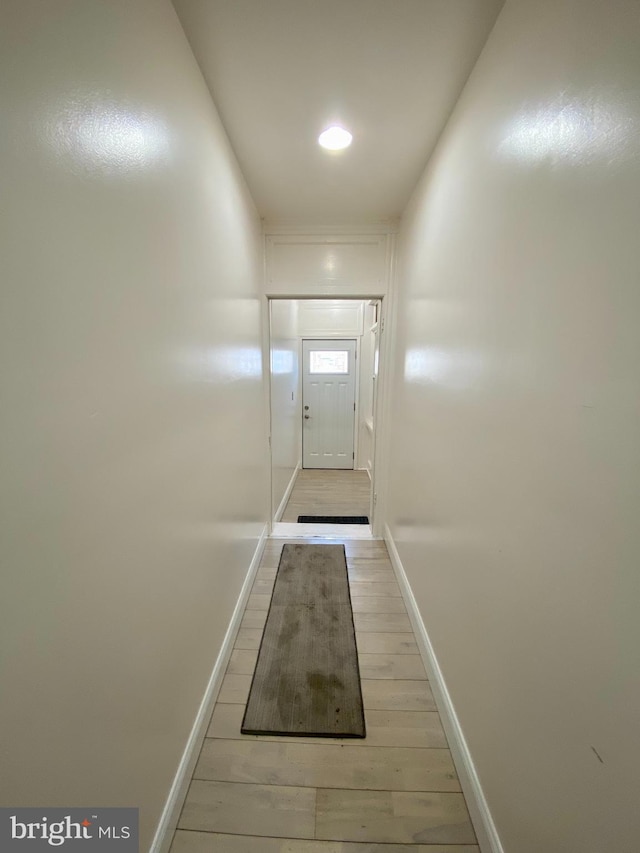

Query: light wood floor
[170,538,479,852]
[281,469,371,522]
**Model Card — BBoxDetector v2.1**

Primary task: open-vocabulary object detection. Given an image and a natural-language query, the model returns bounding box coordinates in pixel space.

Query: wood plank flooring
[171,537,478,852]
[281,469,371,522]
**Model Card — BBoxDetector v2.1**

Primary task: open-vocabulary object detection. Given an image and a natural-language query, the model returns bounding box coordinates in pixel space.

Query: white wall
[296,300,364,338]
[386,1,640,851]
[270,300,300,517]
[0,1,267,848]
[265,232,391,298]
[358,303,379,477]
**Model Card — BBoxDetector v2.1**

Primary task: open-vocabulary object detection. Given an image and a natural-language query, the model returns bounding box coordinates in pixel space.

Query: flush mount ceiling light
[318,125,353,150]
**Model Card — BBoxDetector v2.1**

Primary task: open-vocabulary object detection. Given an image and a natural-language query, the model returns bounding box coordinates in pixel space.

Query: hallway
[2,2,639,852]
[171,536,478,852]
[280,470,371,523]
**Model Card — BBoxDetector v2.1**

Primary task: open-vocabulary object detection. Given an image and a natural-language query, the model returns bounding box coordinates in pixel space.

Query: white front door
[302,339,356,469]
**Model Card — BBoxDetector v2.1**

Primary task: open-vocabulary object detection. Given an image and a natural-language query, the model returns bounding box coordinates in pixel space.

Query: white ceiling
[172,0,504,225]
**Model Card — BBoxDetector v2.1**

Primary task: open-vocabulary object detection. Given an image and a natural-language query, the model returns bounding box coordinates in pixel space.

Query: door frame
[265,294,392,537]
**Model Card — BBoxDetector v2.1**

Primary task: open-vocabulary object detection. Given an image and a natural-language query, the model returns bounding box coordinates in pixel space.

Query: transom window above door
[309,350,349,374]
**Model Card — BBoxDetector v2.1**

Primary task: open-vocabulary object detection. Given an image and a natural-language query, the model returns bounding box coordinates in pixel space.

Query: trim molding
[262,221,399,236]
[383,524,504,853]
[274,463,300,522]
[150,525,268,853]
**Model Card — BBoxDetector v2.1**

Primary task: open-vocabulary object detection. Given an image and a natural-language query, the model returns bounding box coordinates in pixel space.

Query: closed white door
[302,339,356,469]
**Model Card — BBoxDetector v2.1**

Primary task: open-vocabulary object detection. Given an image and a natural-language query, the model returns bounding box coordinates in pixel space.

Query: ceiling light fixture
[318,125,353,150]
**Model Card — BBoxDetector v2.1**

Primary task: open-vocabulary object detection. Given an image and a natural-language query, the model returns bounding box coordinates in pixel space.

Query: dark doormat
[241,543,366,738]
[297,515,369,524]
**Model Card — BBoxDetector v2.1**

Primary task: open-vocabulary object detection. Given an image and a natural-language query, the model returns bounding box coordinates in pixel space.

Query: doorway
[267,297,383,535]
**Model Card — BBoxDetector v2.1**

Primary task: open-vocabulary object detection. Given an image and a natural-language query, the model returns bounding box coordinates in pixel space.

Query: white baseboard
[149,525,268,853]
[274,463,300,522]
[383,525,504,853]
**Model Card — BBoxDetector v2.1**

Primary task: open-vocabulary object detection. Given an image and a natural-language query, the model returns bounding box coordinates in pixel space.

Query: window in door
[308,349,350,374]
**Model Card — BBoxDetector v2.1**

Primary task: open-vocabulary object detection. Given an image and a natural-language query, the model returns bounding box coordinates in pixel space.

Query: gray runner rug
[241,543,366,737]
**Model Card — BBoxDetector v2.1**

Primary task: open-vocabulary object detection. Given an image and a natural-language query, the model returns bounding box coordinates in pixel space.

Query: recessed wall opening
[267,297,383,538]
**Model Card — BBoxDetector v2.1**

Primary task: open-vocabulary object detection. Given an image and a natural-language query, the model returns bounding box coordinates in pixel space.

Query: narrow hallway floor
[281,470,371,522]
[170,538,479,852]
